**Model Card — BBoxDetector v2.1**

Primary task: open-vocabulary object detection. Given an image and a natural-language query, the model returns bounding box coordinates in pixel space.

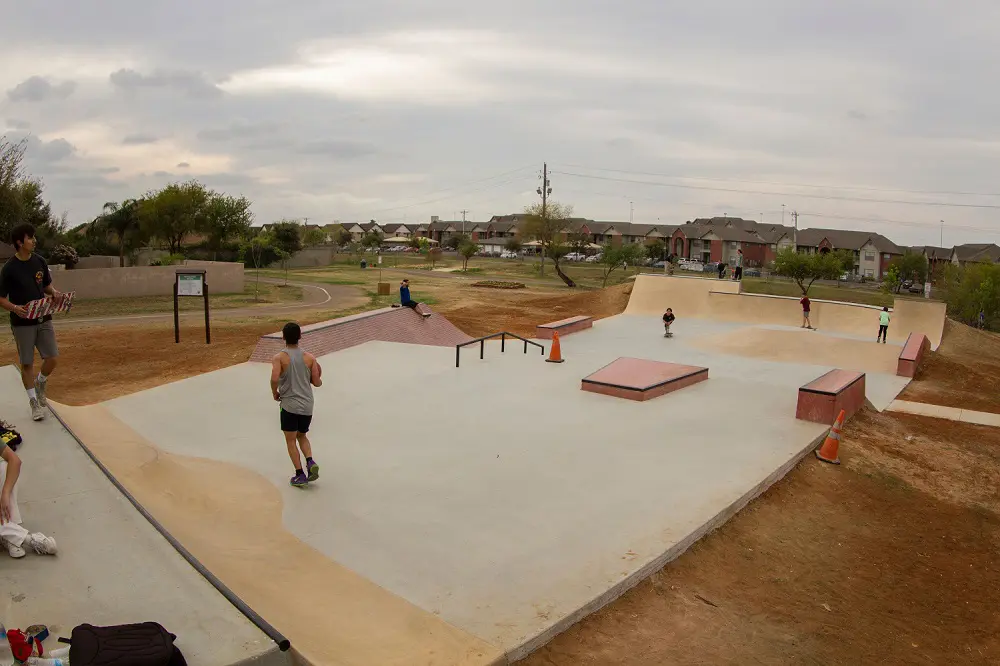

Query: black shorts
[280,409,313,433]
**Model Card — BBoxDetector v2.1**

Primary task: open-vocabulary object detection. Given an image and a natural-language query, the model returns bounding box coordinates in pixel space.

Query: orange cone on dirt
[815,409,845,465]
[546,331,565,363]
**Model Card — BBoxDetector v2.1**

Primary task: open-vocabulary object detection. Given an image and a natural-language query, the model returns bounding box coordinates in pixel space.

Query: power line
[556,163,1000,199]
[367,164,536,214]
[549,170,1000,210]
[368,170,534,214]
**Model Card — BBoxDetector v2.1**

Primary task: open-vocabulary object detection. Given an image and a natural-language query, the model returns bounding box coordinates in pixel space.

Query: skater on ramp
[878,306,890,343]
[663,308,675,337]
[271,322,323,488]
[800,294,814,329]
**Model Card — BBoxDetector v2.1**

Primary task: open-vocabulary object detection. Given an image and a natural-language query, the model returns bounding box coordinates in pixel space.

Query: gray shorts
[11,320,58,366]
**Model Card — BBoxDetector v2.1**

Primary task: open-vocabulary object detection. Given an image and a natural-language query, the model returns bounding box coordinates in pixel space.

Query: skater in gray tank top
[270,322,323,487]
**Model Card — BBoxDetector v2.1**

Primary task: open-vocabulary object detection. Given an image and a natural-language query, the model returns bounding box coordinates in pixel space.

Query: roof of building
[953,243,1000,263]
[795,228,904,254]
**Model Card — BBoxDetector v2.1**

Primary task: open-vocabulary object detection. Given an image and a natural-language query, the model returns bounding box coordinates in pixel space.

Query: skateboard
[23,292,74,319]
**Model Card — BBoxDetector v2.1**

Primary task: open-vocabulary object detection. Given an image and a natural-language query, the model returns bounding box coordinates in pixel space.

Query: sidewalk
[886,399,1000,427]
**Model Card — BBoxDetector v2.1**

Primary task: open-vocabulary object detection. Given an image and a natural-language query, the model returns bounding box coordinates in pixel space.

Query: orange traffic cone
[815,409,845,465]
[546,331,565,363]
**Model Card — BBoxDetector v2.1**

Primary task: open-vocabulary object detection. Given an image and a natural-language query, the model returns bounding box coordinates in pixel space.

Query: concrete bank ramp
[250,305,472,362]
[0,366,288,666]
[626,274,946,349]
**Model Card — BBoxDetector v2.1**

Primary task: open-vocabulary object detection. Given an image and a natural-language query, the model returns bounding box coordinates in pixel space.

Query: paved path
[886,399,1000,427]
[57,278,366,328]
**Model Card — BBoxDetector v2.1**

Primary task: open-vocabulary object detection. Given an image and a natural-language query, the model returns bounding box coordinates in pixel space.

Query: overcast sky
[2,1,999,246]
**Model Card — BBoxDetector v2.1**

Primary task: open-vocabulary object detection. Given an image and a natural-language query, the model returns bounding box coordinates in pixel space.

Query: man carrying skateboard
[0,224,62,421]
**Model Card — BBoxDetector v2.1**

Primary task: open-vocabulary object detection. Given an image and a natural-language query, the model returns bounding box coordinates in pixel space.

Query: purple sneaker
[290,472,309,487]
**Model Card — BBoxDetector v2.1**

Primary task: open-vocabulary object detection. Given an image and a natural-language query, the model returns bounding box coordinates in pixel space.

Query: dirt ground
[900,320,1000,413]
[4,276,999,664]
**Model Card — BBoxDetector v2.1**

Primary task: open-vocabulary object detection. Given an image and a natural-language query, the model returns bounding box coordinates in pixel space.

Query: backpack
[67,623,186,666]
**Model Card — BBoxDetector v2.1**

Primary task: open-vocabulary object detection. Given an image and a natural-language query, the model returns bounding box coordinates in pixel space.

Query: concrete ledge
[535,315,594,340]
[897,332,930,378]
[796,369,866,424]
[581,358,708,402]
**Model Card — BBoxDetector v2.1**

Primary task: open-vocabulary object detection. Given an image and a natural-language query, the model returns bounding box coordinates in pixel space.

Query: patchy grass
[65,282,304,319]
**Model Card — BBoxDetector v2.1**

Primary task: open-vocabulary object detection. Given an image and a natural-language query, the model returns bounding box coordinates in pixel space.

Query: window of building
[731,241,738,249]
[864,268,874,277]
[770,244,776,250]
[864,252,876,262]
[884,253,891,260]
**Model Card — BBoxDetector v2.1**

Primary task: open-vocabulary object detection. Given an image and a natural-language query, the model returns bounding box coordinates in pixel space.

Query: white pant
[0,460,28,547]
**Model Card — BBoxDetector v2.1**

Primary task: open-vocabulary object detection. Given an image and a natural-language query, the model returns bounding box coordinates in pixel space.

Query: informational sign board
[177,273,204,297]
[24,292,75,319]
[174,270,210,344]
[924,281,931,299]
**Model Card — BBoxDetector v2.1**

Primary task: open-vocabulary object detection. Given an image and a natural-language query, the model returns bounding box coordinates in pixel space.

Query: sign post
[174,270,210,344]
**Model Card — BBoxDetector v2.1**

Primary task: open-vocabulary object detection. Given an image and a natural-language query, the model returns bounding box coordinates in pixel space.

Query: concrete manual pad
[0,367,287,666]
[66,311,911,663]
[581,357,708,401]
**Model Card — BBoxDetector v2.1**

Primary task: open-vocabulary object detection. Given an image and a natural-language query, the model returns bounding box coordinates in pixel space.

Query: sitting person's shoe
[3,537,26,559]
[24,532,57,555]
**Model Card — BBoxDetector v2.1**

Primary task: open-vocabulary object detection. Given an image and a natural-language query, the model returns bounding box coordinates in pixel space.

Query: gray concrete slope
[0,365,289,666]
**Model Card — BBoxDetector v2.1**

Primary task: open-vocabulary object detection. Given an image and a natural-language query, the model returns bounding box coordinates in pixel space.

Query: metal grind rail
[456,332,545,367]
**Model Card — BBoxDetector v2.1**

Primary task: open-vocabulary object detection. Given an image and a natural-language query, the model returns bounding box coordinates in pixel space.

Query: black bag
[68,623,187,666]
[0,420,22,451]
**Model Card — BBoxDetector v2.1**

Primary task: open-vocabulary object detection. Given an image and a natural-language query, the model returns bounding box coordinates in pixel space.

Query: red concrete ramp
[250,307,472,362]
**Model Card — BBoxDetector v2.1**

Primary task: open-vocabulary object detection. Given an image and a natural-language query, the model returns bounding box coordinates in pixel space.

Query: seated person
[663,308,675,336]
[1,438,58,558]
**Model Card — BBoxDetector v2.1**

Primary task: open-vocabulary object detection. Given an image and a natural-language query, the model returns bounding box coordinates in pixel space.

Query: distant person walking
[800,294,813,329]
[0,224,63,421]
[270,322,322,488]
[733,249,744,281]
[877,306,890,343]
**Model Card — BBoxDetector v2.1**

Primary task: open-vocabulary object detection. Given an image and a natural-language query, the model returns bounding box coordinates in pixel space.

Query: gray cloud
[122,133,161,145]
[176,161,190,168]
[109,68,223,98]
[296,140,378,159]
[7,76,76,102]
[6,119,31,130]
[1,2,998,245]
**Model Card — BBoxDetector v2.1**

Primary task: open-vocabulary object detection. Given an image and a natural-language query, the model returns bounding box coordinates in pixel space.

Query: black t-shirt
[663,312,675,324]
[0,254,53,326]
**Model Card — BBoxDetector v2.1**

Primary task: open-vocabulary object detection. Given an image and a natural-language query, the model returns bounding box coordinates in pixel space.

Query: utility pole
[940,220,944,247]
[792,210,799,252]
[460,209,468,236]
[536,162,551,276]
[629,201,634,224]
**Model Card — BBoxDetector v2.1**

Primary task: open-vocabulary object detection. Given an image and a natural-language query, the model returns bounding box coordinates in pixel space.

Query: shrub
[48,244,79,269]
[471,280,526,289]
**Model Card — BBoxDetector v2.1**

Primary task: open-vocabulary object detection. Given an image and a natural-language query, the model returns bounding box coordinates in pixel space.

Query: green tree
[940,263,1000,331]
[0,135,29,240]
[238,231,279,302]
[140,181,210,255]
[881,265,902,296]
[458,240,479,271]
[332,227,353,247]
[49,244,79,268]
[773,248,843,295]
[598,242,648,287]
[504,237,523,255]
[445,233,468,251]
[647,239,666,262]
[566,231,590,257]
[361,230,383,252]
[270,220,303,256]
[98,198,143,266]
[885,252,928,293]
[203,194,253,260]
[523,201,574,286]
[302,226,326,247]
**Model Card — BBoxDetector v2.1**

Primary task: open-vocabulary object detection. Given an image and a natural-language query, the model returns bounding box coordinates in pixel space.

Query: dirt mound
[901,319,1000,412]
[437,283,632,338]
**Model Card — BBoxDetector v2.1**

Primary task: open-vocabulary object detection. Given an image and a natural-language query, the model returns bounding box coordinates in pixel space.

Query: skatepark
[3,275,946,665]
